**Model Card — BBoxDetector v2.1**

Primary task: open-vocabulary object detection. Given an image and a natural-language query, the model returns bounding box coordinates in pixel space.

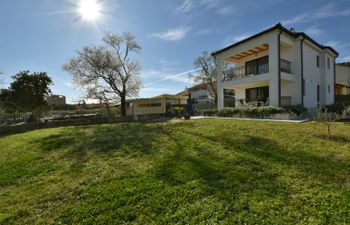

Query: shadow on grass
[177,129,349,188]
[31,122,175,166]
[52,121,349,224]
[314,134,350,143]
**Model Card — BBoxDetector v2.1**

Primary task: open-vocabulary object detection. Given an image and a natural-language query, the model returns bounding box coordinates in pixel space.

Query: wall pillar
[268,32,280,107]
[216,59,224,109]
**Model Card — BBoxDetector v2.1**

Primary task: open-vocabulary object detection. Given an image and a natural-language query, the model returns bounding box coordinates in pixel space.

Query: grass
[0,119,349,224]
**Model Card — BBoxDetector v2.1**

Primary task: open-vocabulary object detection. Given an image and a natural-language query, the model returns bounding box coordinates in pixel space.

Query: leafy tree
[0,71,52,119]
[189,52,234,103]
[63,32,142,116]
[338,62,350,67]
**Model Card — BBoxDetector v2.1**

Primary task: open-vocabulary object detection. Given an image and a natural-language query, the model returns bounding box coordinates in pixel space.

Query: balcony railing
[280,59,291,73]
[225,64,269,80]
[225,59,292,81]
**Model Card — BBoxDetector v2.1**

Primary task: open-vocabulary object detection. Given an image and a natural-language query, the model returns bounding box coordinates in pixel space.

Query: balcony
[280,59,291,73]
[224,58,292,81]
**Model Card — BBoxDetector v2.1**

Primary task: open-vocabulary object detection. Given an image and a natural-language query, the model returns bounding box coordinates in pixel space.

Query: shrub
[217,109,234,117]
[174,106,185,114]
[314,107,338,139]
[284,105,308,116]
[211,107,287,119]
[335,95,350,106]
[323,104,346,115]
[203,109,218,116]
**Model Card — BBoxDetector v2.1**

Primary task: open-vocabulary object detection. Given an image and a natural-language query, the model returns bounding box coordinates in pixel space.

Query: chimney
[290,28,296,32]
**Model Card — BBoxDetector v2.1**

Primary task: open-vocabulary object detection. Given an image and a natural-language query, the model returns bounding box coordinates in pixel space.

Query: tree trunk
[120,95,126,117]
[327,124,331,139]
[105,102,111,118]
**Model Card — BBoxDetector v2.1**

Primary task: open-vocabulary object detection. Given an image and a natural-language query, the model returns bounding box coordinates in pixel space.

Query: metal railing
[280,59,292,73]
[225,64,270,80]
[225,59,292,81]
[281,96,292,106]
[224,98,270,108]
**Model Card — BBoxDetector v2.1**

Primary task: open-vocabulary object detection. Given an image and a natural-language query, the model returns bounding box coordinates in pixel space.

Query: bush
[174,106,185,114]
[207,107,287,119]
[203,109,218,116]
[314,107,338,139]
[335,95,350,106]
[217,109,235,117]
[323,104,346,115]
[284,105,308,116]
[242,107,286,118]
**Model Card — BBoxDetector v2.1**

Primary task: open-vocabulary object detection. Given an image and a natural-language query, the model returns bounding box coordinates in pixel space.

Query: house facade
[212,23,338,109]
[126,94,187,116]
[177,83,214,104]
[335,64,350,95]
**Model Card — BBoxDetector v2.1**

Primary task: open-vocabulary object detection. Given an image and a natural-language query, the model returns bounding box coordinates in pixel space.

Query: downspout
[300,38,305,107]
[277,31,282,107]
[334,58,336,104]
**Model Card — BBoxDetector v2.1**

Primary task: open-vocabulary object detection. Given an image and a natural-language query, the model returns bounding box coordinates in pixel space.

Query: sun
[77,0,103,22]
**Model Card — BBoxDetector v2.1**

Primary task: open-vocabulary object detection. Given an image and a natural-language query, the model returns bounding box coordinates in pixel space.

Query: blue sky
[1,0,350,103]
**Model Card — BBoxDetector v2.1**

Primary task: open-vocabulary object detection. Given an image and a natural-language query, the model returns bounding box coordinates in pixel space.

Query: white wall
[324,53,335,105]
[302,43,322,108]
[281,39,301,105]
[128,99,166,116]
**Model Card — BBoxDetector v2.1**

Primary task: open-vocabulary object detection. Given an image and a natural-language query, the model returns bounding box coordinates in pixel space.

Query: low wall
[0,117,133,135]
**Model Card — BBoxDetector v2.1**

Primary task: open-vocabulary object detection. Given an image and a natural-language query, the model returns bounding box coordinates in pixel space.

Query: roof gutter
[300,37,305,107]
[278,30,282,107]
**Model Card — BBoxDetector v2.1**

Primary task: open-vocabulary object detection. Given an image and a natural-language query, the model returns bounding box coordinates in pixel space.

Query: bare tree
[314,108,342,139]
[86,84,116,117]
[189,52,233,103]
[63,32,142,116]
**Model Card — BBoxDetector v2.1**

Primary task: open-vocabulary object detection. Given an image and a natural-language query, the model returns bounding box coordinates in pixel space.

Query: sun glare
[77,0,102,22]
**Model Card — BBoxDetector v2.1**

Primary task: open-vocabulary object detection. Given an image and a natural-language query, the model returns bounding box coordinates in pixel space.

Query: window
[316,55,320,68]
[245,60,257,75]
[328,85,331,93]
[245,86,269,103]
[139,103,162,108]
[150,103,161,107]
[224,89,235,107]
[245,56,269,75]
[327,57,330,69]
[139,103,150,108]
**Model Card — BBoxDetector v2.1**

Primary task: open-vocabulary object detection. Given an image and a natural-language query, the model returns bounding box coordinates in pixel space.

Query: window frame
[327,57,330,69]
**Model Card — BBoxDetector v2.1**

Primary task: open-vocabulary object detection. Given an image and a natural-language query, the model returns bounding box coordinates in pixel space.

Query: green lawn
[0,119,349,224]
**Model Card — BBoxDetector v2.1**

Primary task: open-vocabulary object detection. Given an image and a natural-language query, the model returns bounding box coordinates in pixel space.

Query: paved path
[190,116,311,123]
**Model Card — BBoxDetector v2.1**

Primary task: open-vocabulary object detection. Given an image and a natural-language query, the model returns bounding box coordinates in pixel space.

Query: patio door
[246,86,269,104]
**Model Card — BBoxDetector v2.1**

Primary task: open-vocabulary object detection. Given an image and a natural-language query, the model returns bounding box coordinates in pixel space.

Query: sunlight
[77,0,102,22]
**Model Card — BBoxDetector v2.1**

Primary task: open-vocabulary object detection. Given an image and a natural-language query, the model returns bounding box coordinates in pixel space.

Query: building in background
[46,95,66,107]
[336,64,350,95]
[126,94,187,117]
[213,23,338,109]
[177,83,214,104]
[177,83,217,111]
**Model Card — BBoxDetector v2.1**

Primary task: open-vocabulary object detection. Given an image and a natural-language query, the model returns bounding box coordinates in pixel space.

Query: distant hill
[338,62,350,67]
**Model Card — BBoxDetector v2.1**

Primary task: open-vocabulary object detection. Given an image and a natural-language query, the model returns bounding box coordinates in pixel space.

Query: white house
[177,83,215,104]
[126,94,187,116]
[212,23,338,109]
